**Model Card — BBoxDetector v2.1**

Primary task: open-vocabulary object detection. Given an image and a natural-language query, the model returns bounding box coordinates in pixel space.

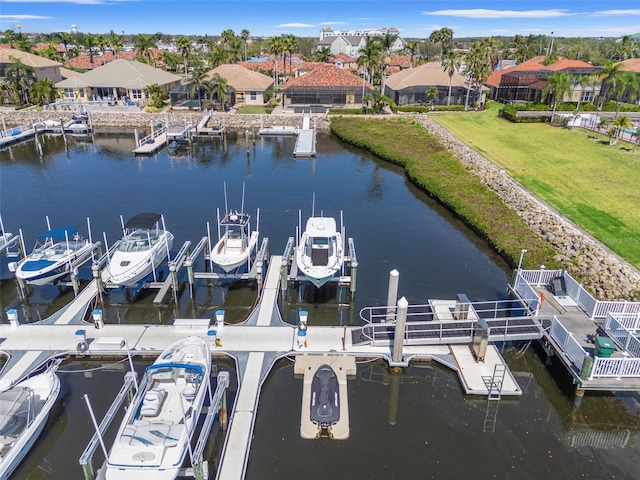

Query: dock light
[215,310,225,332]
[518,249,527,271]
[6,309,19,328]
[92,309,104,329]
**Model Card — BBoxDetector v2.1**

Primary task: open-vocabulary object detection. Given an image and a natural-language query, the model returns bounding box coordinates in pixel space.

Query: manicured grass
[431,108,640,267]
[330,117,560,271]
[235,106,272,114]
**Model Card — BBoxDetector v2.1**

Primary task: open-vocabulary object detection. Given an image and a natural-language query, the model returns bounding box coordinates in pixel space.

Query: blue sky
[1,0,640,39]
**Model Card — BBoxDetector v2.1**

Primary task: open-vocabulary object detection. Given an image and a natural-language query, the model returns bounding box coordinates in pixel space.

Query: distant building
[319,26,400,41]
[318,26,405,57]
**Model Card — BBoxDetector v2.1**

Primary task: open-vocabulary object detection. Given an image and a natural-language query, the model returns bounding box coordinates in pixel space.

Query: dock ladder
[483,364,506,433]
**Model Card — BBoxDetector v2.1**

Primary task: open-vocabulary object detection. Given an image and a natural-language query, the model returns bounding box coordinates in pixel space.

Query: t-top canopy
[124,213,162,230]
[36,227,78,239]
[145,362,204,376]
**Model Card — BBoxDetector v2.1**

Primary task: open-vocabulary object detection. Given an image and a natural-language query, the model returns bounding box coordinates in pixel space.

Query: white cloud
[0,14,54,19]
[275,23,315,28]
[592,10,640,16]
[319,21,347,26]
[423,9,572,19]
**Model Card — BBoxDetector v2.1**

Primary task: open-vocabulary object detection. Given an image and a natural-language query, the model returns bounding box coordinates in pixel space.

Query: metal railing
[0,123,31,139]
[604,313,640,358]
[138,125,167,147]
[549,316,587,371]
[590,357,640,379]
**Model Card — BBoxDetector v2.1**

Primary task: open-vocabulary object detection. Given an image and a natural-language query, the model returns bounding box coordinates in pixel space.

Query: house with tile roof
[485,55,599,104]
[63,49,163,71]
[384,62,479,106]
[55,59,181,106]
[170,64,273,108]
[0,48,63,83]
[282,64,374,107]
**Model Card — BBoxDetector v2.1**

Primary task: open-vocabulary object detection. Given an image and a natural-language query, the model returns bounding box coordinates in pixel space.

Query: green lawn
[431,107,640,267]
[235,106,272,114]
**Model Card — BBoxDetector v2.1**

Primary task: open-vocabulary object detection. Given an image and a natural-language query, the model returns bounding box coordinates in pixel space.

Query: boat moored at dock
[103,336,211,480]
[296,213,345,288]
[107,213,174,287]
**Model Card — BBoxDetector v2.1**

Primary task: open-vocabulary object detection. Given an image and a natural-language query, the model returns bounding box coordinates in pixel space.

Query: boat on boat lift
[295,197,345,288]
[107,213,174,287]
[11,217,95,286]
[103,336,211,480]
[209,183,259,273]
[0,215,14,252]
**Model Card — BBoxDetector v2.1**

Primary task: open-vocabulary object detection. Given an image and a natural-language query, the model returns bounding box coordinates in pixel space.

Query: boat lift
[79,370,230,480]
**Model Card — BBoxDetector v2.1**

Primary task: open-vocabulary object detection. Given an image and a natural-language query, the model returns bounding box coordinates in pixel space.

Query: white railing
[138,125,167,147]
[513,271,542,314]
[549,317,587,371]
[604,313,640,358]
[518,269,562,286]
[607,312,640,334]
[590,357,640,379]
[0,123,31,139]
[593,301,640,319]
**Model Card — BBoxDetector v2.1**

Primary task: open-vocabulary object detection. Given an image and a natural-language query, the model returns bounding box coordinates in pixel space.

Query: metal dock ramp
[293,129,315,157]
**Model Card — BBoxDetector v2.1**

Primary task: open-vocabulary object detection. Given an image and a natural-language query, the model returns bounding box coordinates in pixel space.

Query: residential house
[618,58,640,104]
[282,64,374,107]
[0,48,63,83]
[485,55,599,104]
[170,64,273,108]
[55,59,181,105]
[63,49,164,71]
[329,53,358,71]
[384,62,478,106]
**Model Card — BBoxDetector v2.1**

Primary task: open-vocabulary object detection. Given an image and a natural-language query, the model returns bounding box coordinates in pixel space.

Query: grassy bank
[432,107,640,267]
[330,117,559,270]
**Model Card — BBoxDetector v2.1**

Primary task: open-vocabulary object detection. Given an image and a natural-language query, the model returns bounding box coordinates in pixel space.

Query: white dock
[132,132,167,154]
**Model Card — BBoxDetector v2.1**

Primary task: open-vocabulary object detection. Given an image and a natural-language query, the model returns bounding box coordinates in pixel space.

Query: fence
[549,316,587,371]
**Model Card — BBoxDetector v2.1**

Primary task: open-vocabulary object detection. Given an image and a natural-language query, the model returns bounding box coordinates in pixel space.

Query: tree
[108,32,123,58]
[541,71,572,121]
[208,45,227,68]
[135,34,157,66]
[176,35,191,74]
[404,41,419,68]
[574,74,591,111]
[240,29,250,60]
[4,57,34,104]
[31,78,56,105]
[442,49,462,106]
[312,45,331,63]
[161,50,181,71]
[264,36,284,87]
[358,37,382,89]
[466,40,492,110]
[204,73,232,109]
[187,65,208,109]
[612,70,639,117]
[282,34,299,77]
[429,27,454,63]
[227,38,244,64]
[82,34,98,69]
[425,86,438,107]
[608,115,633,145]
[221,29,235,47]
[598,60,622,103]
[95,34,108,56]
[147,83,167,108]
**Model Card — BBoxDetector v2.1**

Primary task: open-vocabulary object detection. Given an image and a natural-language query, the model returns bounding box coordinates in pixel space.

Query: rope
[57,357,130,373]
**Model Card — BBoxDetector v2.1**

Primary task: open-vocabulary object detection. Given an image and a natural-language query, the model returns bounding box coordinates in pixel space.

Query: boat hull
[0,367,61,479]
[210,231,258,273]
[14,242,94,286]
[296,217,344,288]
[108,232,174,286]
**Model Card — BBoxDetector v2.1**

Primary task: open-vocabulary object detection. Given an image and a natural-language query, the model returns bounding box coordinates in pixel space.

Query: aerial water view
[1,1,640,479]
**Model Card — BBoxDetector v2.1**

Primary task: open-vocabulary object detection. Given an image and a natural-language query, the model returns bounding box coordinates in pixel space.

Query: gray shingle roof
[55,59,181,88]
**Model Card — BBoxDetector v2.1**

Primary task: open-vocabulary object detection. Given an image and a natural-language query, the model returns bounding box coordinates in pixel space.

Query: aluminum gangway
[293,110,316,157]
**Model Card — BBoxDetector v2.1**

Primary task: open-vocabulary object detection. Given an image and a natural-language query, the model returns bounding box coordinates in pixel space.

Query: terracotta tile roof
[283,63,373,90]
[63,49,162,70]
[33,43,66,54]
[388,55,411,68]
[618,58,640,73]
[330,52,357,64]
[239,55,304,75]
[485,56,595,88]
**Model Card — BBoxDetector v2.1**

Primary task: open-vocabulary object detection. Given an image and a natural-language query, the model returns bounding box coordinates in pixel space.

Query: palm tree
[176,35,191,74]
[598,60,622,104]
[108,32,123,59]
[227,38,244,64]
[187,65,208,109]
[208,45,227,68]
[313,46,331,63]
[358,37,382,89]
[466,40,492,109]
[442,49,462,106]
[481,37,502,70]
[425,86,438,107]
[264,36,284,87]
[574,74,591,111]
[5,57,34,104]
[541,71,573,121]
[31,78,57,105]
[221,29,235,47]
[608,115,633,145]
[147,83,167,108]
[95,34,108,56]
[56,31,74,60]
[135,34,157,66]
[282,34,298,77]
[429,27,454,63]
[204,73,232,109]
[612,70,640,117]
[4,29,17,49]
[240,29,250,60]
[404,41,419,68]
[82,34,98,69]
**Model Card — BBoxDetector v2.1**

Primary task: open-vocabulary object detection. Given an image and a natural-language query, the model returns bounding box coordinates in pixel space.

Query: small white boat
[0,362,61,478]
[104,336,211,480]
[296,213,345,288]
[209,184,259,273]
[12,227,94,286]
[107,213,174,287]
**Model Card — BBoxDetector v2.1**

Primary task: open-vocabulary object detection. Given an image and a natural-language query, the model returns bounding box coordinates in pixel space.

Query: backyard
[431,105,640,267]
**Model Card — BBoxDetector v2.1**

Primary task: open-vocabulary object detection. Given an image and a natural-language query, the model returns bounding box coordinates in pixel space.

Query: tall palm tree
[612,70,640,117]
[95,34,108,56]
[4,29,17,49]
[574,74,591,111]
[208,45,227,68]
[176,35,191,74]
[82,34,98,69]
[204,73,232,109]
[227,38,244,64]
[221,29,235,47]
[240,29,250,60]
[481,37,502,70]
[442,49,462,106]
[282,34,299,77]
[358,37,382,89]
[264,36,284,86]
[425,86,438,106]
[542,70,573,121]
[598,60,622,104]
[135,34,157,66]
[404,41,419,68]
[108,32,123,58]
[5,57,34,104]
[429,27,454,63]
[608,115,633,145]
[187,65,208,109]
[56,31,74,60]
[313,46,331,63]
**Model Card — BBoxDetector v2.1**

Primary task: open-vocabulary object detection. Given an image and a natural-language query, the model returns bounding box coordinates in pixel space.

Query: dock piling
[391,297,408,366]
[386,269,399,322]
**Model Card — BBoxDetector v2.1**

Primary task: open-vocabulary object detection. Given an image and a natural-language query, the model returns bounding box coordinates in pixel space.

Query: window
[580,91,594,103]
[64,88,74,99]
[78,89,84,98]
[131,90,143,99]
[250,91,257,100]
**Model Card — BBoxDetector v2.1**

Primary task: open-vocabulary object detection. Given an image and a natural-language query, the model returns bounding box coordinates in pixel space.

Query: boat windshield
[0,388,33,439]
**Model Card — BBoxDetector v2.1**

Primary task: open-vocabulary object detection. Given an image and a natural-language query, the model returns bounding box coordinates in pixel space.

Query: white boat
[104,336,211,480]
[209,184,259,273]
[12,227,94,286]
[296,214,345,288]
[0,362,61,478]
[107,213,174,287]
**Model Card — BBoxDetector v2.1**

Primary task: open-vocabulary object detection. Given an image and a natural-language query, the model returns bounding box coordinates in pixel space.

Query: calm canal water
[1,131,639,479]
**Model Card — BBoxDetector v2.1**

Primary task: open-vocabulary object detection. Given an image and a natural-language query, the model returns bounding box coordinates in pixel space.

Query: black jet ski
[310,364,340,438]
